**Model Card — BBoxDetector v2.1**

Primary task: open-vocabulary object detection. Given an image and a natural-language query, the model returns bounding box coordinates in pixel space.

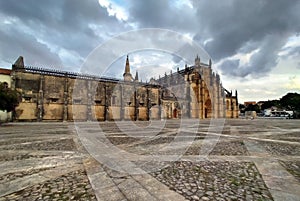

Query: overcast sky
[0,0,299,103]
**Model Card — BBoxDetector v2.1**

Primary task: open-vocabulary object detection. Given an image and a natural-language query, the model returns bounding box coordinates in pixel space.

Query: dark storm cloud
[193,0,300,59]
[220,59,240,77]
[192,0,300,78]
[238,41,260,54]
[128,0,197,32]
[0,0,62,25]
[220,34,287,78]
[1,0,299,80]
[0,0,128,68]
[0,26,63,67]
[127,0,300,78]
[245,35,284,75]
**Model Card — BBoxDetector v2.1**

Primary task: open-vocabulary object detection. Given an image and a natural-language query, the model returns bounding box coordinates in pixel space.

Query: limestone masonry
[9,55,238,121]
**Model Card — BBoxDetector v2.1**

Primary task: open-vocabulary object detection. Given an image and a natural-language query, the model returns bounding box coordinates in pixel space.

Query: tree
[239,104,246,113]
[280,93,300,111]
[0,82,21,112]
[261,100,280,110]
[245,104,260,113]
[280,93,300,118]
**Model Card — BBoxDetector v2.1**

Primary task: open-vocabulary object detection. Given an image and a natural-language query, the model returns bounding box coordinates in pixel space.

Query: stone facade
[153,56,238,119]
[9,55,238,121]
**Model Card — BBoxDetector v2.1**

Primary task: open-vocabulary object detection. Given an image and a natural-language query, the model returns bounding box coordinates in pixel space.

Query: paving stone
[0,119,300,200]
[151,160,273,201]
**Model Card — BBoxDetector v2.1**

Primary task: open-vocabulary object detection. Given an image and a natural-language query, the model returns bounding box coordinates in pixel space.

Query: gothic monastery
[2,55,238,121]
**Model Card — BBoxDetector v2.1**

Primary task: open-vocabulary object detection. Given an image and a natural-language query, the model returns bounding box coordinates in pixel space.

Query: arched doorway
[205,99,212,118]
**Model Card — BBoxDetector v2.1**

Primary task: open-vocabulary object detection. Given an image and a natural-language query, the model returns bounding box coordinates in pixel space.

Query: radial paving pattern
[0,119,300,200]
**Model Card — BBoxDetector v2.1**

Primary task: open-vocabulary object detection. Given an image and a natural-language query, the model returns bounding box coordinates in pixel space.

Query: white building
[264,108,293,118]
[0,68,12,122]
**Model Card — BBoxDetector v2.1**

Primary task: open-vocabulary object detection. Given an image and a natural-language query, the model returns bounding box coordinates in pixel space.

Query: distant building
[245,111,256,119]
[244,101,256,107]
[263,108,293,118]
[6,55,238,121]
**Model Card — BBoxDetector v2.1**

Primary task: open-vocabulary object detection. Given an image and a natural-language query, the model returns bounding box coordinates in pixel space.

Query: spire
[195,54,200,66]
[135,71,139,82]
[14,56,24,67]
[209,58,212,68]
[216,72,220,83]
[12,56,25,70]
[125,55,130,74]
[123,55,133,81]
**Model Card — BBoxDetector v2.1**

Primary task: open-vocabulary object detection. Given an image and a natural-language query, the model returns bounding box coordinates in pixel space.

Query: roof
[244,101,256,105]
[0,68,11,75]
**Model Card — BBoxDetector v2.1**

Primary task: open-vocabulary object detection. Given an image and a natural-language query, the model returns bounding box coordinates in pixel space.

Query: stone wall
[11,62,238,121]
[12,68,161,121]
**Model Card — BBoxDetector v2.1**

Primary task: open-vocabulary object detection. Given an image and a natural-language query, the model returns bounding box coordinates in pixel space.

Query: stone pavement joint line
[83,157,186,201]
[0,164,83,197]
[245,140,300,201]
[0,120,300,200]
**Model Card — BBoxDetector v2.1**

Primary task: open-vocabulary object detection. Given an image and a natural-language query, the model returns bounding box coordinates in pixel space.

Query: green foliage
[239,104,246,113]
[280,93,300,111]
[240,93,300,118]
[245,104,260,113]
[258,92,300,118]
[261,100,280,110]
[0,82,21,112]
[239,104,245,110]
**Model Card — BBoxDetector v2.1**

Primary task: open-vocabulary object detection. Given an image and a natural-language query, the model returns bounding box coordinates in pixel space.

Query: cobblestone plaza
[0,119,300,201]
